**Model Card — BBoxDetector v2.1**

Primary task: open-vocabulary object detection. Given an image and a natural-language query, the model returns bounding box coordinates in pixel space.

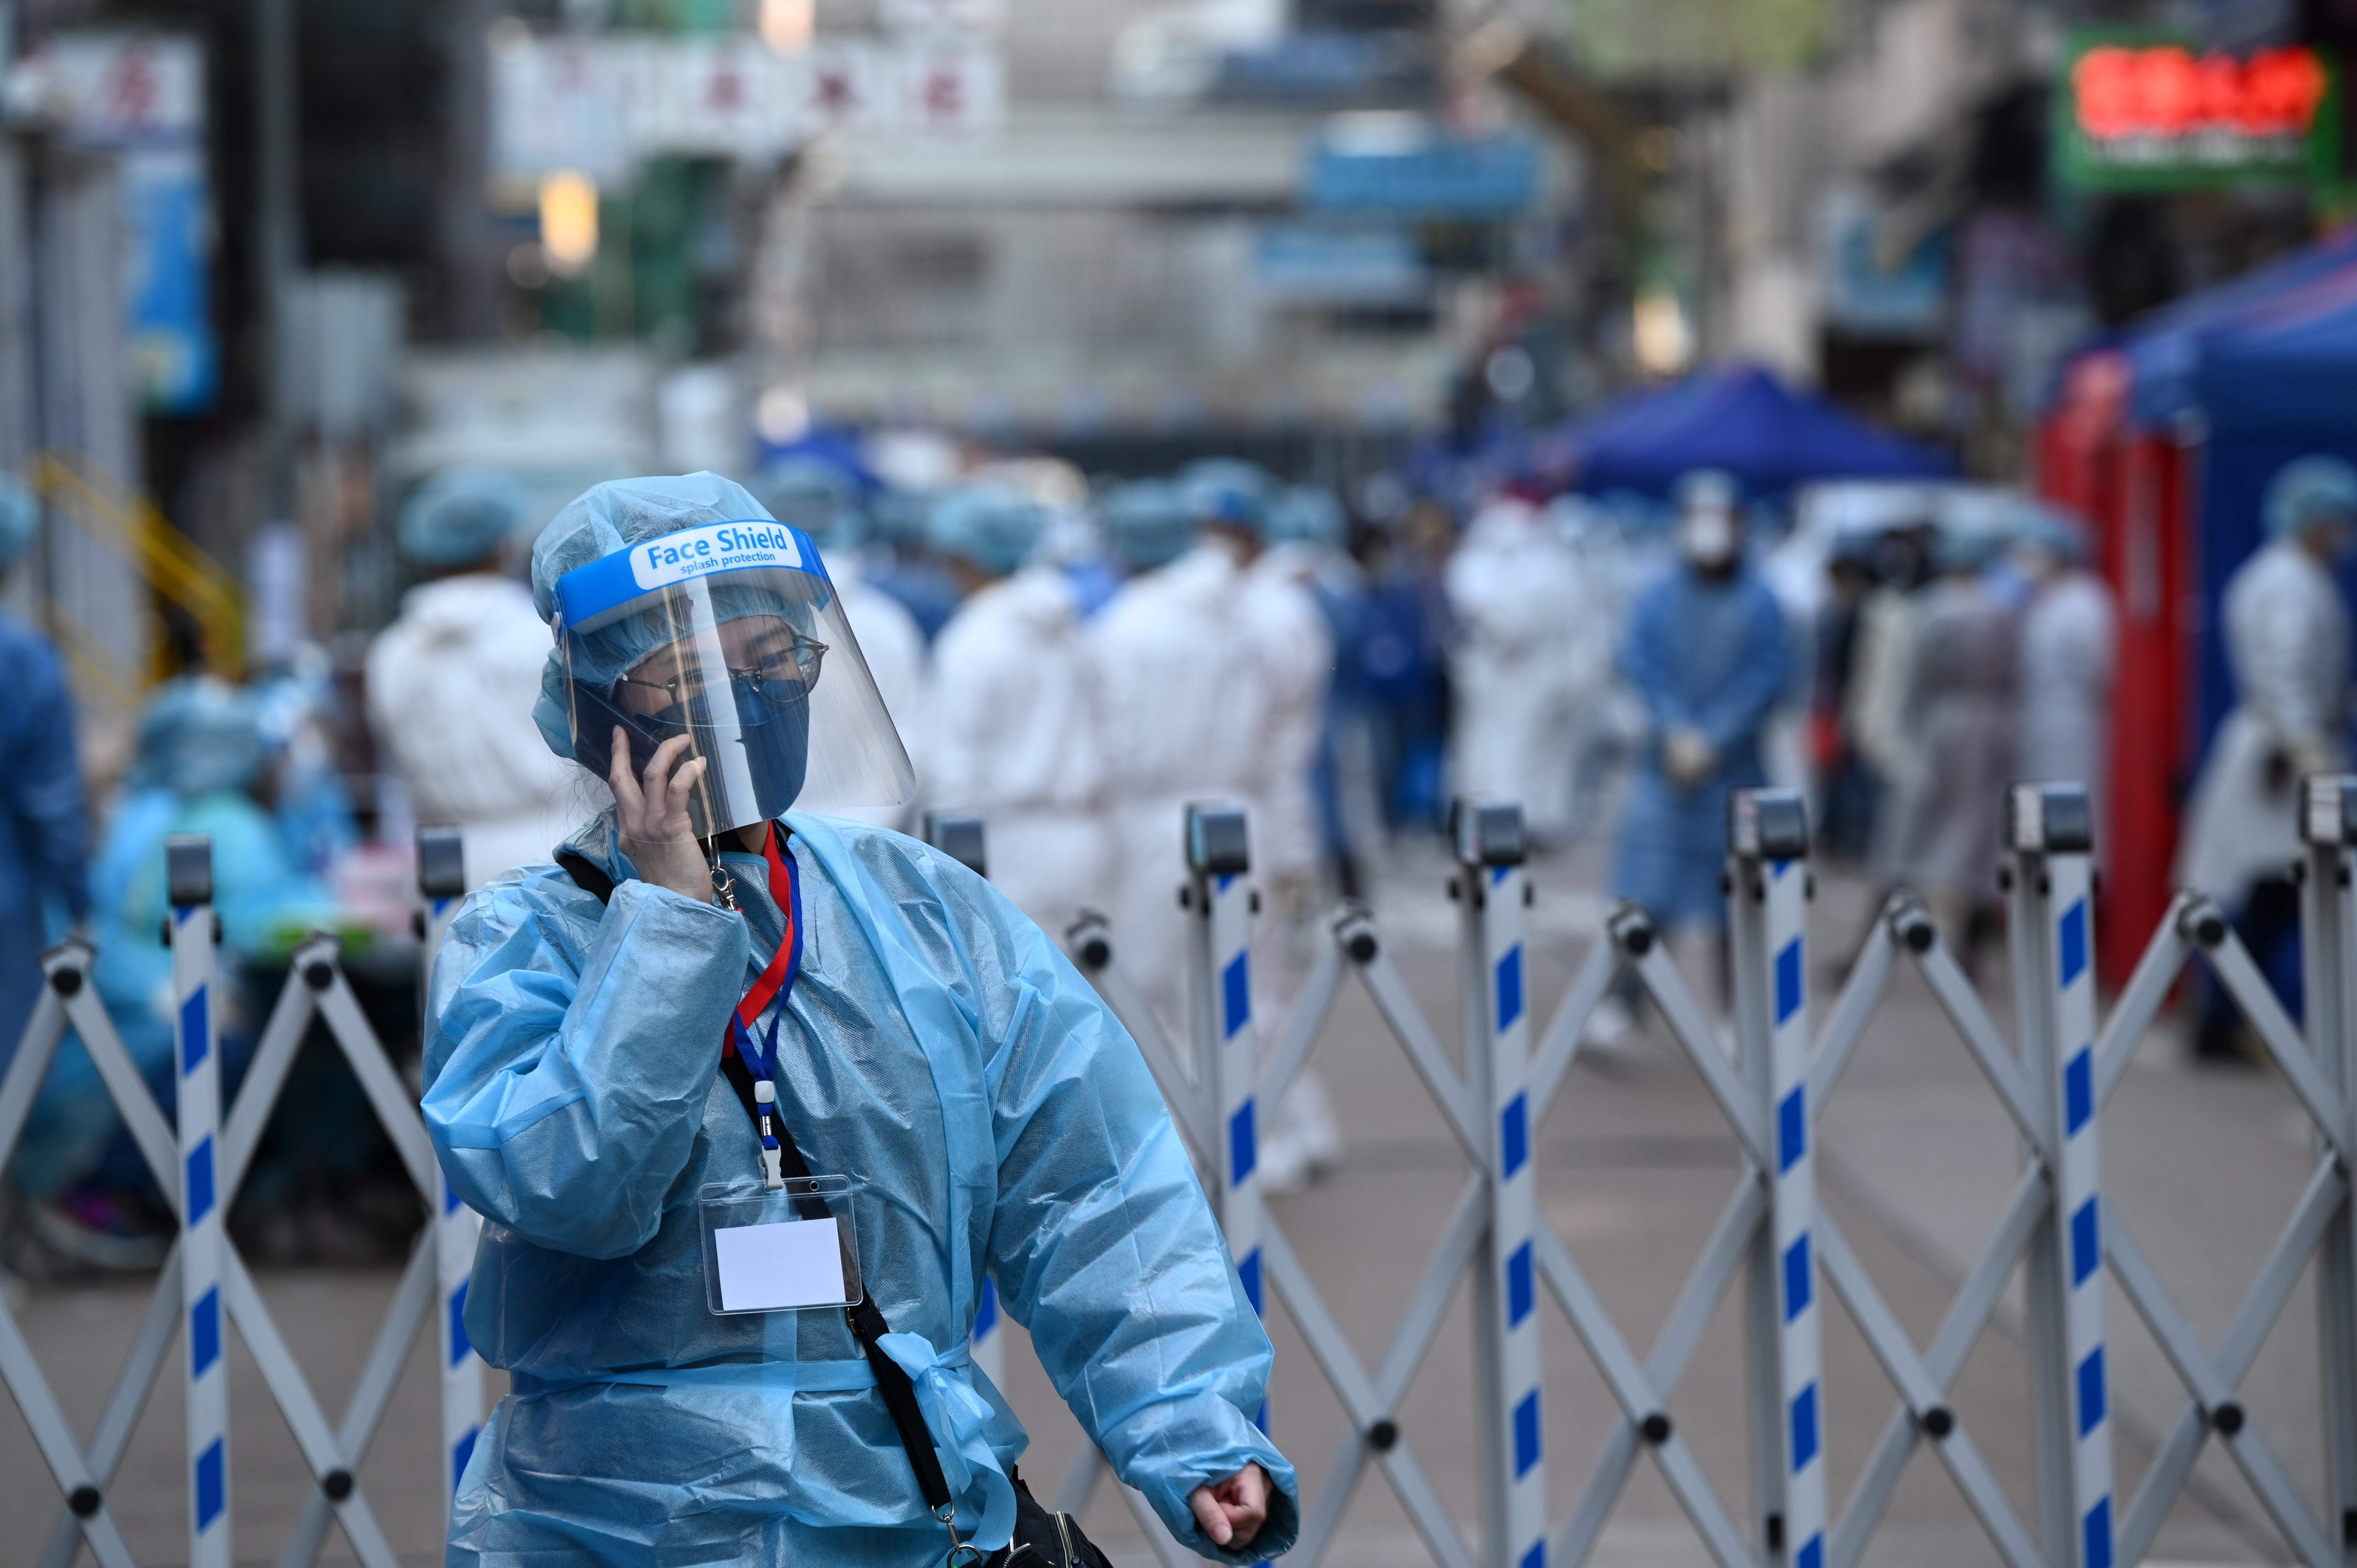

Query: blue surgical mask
[570,675,811,836]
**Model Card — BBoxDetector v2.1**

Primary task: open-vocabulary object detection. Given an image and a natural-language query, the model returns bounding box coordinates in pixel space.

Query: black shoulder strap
[555,851,956,1518]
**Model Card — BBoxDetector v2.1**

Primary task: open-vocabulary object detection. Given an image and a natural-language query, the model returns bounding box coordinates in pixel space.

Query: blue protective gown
[0,613,88,1081]
[425,812,1296,1566]
[9,787,334,1201]
[1611,565,1793,929]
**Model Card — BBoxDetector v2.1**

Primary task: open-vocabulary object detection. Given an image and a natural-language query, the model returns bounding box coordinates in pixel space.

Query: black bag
[556,851,1121,1568]
[991,1469,1117,1568]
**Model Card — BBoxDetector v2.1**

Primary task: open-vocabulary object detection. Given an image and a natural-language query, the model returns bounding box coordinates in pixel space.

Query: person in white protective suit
[920,484,1111,936]
[749,457,926,830]
[1240,483,1344,1192]
[2011,502,2116,836]
[367,467,582,886]
[1446,493,1586,844]
[2179,456,2357,1058]
[1843,516,1939,878]
[1091,475,1252,1044]
[1239,494,1336,915]
[1894,526,2019,964]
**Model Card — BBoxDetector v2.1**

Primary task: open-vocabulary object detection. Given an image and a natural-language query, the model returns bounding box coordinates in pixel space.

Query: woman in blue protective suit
[423,473,1295,1567]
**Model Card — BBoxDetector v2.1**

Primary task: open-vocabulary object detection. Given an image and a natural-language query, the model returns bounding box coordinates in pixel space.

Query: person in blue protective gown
[1611,471,1793,954]
[424,473,1294,1567]
[0,474,89,1092]
[11,678,334,1246]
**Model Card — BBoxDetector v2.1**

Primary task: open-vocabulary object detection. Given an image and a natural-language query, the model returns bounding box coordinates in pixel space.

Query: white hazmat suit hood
[367,572,586,886]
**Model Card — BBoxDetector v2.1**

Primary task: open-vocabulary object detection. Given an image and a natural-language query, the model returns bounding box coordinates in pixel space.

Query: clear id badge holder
[699,1176,865,1316]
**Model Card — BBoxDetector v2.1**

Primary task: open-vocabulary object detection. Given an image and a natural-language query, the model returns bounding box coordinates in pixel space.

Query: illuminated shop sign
[2056,31,2338,191]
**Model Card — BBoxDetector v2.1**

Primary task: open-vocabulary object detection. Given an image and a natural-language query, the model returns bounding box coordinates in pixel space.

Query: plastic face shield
[553,519,914,835]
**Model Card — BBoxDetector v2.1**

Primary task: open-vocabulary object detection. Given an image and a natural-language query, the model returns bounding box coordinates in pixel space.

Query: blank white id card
[699,1177,864,1315]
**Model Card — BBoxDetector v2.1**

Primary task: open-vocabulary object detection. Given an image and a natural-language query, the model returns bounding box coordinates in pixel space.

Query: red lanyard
[726,828,802,1062]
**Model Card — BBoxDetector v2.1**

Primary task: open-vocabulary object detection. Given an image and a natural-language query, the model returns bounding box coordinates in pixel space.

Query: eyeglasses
[614,636,828,707]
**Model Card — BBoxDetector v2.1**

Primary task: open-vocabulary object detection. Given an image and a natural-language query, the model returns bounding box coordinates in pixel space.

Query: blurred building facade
[2,0,2355,727]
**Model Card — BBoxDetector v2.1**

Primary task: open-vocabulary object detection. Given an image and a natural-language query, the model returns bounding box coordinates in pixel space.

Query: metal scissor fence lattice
[1055,801,1528,1568]
[1041,780,2357,1568]
[2073,775,2357,1566]
[9,780,2357,1568]
[1,829,490,1568]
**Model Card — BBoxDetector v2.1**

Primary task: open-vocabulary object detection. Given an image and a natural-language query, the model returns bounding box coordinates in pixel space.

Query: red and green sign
[2056,30,2338,192]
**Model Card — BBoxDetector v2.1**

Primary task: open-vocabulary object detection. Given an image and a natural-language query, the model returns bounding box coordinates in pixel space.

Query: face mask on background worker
[1673,470,1742,572]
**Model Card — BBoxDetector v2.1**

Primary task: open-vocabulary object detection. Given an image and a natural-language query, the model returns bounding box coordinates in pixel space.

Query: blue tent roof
[2122,225,2357,429]
[2189,263,2357,434]
[1552,364,1952,499]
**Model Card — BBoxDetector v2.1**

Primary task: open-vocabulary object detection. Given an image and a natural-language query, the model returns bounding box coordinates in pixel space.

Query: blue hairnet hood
[926,485,1046,577]
[135,676,269,798]
[1674,468,1741,510]
[2265,454,2357,538]
[2010,498,2090,562]
[749,456,866,549]
[0,471,37,569]
[1267,484,1346,547]
[400,467,531,568]
[1179,457,1276,535]
[527,472,822,761]
[1935,524,2009,573]
[1099,480,1198,571]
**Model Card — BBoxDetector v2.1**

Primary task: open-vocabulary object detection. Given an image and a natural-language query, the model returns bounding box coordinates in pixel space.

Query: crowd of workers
[2,442,2353,1266]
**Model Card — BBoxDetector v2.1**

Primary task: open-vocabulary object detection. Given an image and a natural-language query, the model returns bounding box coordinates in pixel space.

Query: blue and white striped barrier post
[2008,784,2113,1568]
[1186,804,1263,1416]
[167,835,230,1568]
[2296,777,2357,1559]
[1728,790,1822,1568]
[416,828,485,1510]
[1454,798,1543,1568]
[920,812,1006,1388]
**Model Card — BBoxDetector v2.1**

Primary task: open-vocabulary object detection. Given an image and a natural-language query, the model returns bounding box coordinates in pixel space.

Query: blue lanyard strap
[730,829,803,1179]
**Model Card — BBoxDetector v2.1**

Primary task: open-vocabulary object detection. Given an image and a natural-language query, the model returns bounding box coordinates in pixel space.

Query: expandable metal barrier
[9,780,2357,1568]
[0,828,489,1568]
[1046,783,2357,1568]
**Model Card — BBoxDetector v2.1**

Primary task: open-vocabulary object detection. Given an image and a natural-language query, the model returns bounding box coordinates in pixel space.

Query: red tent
[2036,353,2192,985]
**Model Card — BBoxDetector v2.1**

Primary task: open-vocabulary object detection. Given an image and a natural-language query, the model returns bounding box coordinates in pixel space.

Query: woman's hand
[610,728,713,902]
[1187,1463,1270,1551]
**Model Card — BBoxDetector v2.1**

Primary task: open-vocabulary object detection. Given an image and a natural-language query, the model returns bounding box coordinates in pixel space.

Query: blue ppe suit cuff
[1110,1396,1300,1563]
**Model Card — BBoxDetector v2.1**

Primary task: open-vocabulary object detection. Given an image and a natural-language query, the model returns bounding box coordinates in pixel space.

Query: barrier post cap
[2302,775,2357,847]
[1451,798,1526,868]
[1186,803,1250,876]
[922,812,990,879]
[2006,782,2091,855]
[164,834,214,907]
[1727,789,1808,862]
[417,826,467,901]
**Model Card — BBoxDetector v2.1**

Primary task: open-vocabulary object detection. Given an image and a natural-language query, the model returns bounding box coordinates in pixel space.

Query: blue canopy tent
[2126,224,2357,430]
[1550,364,1953,499]
[2183,259,2357,752]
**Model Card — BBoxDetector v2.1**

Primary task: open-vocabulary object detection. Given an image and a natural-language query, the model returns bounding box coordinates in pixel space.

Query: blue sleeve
[1690,586,1795,750]
[981,910,1298,1563]
[422,876,750,1260]
[1617,582,1695,730]
[4,634,89,920]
